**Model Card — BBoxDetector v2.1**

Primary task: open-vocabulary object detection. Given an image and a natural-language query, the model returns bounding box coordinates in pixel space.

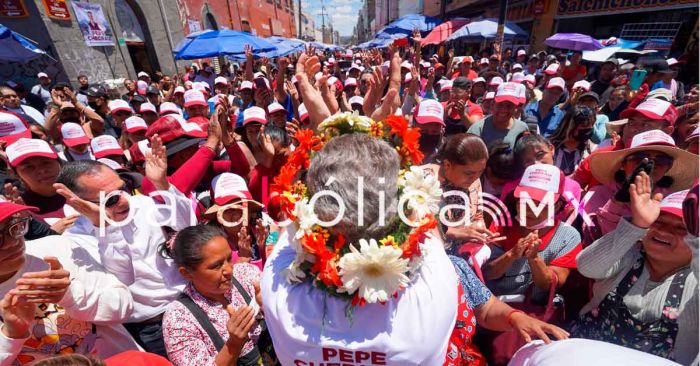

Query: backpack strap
[176,293,225,350]
[231,276,252,305]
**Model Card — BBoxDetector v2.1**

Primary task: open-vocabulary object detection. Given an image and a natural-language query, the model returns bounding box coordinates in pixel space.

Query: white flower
[338,239,410,304]
[293,198,318,240]
[400,166,443,216]
[317,112,373,132]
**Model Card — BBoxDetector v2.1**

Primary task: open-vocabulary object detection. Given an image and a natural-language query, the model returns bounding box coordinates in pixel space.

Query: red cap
[0,200,38,223]
[145,114,207,142]
[183,90,207,108]
[90,135,124,159]
[243,106,267,126]
[5,138,58,167]
[210,173,253,205]
[188,116,210,132]
[124,116,148,134]
[660,189,689,218]
[620,98,678,126]
[60,122,90,147]
[0,111,31,145]
[514,164,566,203]
[494,82,523,105]
[414,99,445,126]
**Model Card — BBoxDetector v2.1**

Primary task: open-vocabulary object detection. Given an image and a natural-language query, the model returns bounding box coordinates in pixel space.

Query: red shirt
[450,69,478,80]
[571,140,624,188]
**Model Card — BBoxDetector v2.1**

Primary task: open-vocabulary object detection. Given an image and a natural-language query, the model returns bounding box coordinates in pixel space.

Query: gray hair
[56,160,108,195]
[306,133,400,243]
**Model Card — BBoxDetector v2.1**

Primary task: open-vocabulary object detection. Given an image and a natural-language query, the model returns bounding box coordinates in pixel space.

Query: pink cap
[439,80,453,93]
[489,76,504,87]
[484,91,495,100]
[479,58,489,65]
[210,173,253,205]
[91,135,123,159]
[159,102,181,116]
[0,111,31,145]
[462,56,474,64]
[267,102,286,115]
[214,76,229,85]
[298,103,309,122]
[523,74,536,85]
[109,99,132,114]
[349,96,364,106]
[620,98,678,126]
[243,106,267,126]
[473,77,486,85]
[517,49,527,57]
[514,164,565,202]
[140,102,157,115]
[344,78,358,87]
[124,116,148,133]
[546,77,566,91]
[60,123,90,147]
[414,99,445,126]
[5,138,58,167]
[137,80,148,95]
[628,129,676,149]
[494,82,523,105]
[511,72,525,83]
[573,80,591,92]
[660,189,689,218]
[239,80,253,91]
[512,63,523,70]
[173,86,185,95]
[544,63,560,75]
[184,90,207,108]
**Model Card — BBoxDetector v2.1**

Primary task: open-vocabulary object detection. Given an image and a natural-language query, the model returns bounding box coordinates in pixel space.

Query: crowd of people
[0,33,698,366]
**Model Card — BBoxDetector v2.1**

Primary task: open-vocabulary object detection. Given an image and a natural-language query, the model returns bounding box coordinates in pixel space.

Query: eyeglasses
[0,217,30,248]
[624,152,674,169]
[83,183,130,208]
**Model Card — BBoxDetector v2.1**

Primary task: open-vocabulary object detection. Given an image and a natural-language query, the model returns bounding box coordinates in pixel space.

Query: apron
[444,284,484,366]
[570,256,690,360]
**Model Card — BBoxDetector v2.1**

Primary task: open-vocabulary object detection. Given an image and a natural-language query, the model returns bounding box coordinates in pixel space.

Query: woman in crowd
[672,112,698,149]
[600,86,628,122]
[584,129,698,242]
[481,142,517,199]
[572,174,697,365]
[548,106,595,175]
[161,225,261,366]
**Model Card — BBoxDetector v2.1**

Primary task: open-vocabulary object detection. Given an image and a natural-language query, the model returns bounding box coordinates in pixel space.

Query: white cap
[184,90,207,108]
[473,77,486,85]
[210,173,254,205]
[480,58,489,65]
[327,76,339,86]
[494,82,523,105]
[298,103,309,121]
[37,72,49,79]
[512,63,523,70]
[192,81,208,92]
[511,72,525,83]
[439,80,453,93]
[545,77,566,91]
[404,73,413,83]
[108,99,132,114]
[401,60,413,69]
[90,135,123,159]
[484,91,495,100]
[137,71,150,78]
[60,122,90,147]
[344,78,358,87]
[173,86,185,95]
[314,72,323,82]
[267,102,286,114]
[660,189,689,218]
[214,76,229,85]
[544,63,560,75]
[488,76,504,86]
[5,138,57,167]
[420,61,431,68]
[349,96,364,106]
[0,112,30,145]
[666,58,679,67]
[414,99,445,126]
[517,49,527,56]
[239,80,253,91]
[139,102,157,115]
[629,129,675,149]
[523,74,536,85]
[98,158,126,171]
[159,102,181,116]
[328,57,336,64]
[243,106,267,126]
[137,80,148,95]
[573,80,591,92]
[514,163,565,202]
[124,116,148,133]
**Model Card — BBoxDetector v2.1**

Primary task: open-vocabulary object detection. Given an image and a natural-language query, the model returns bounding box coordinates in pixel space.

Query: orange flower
[401,215,438,259]
[384,115,408,136]
[369,121,385,138]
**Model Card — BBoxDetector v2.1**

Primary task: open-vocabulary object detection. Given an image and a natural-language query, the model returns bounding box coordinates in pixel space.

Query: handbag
[488,270,565,366]
[230,276,280,366]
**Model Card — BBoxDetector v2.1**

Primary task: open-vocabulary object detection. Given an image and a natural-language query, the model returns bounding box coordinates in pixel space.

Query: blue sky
[300,0,362,37]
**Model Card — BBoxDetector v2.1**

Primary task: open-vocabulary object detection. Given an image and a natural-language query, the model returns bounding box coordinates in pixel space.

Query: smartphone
[614,159,654,203]
[628,69,647,91]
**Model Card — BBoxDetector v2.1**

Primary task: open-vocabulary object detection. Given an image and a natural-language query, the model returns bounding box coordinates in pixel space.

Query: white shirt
[6,105,45,126]
[261,225,458,366]
[66,185,196,322]
[30,84,51,105]
[0,235,138,365]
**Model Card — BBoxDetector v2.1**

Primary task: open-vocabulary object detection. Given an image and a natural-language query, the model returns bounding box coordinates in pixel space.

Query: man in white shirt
[57,137,195,357]
[30,72,52,106]
[0,200,138,364]
[0,86,45,126]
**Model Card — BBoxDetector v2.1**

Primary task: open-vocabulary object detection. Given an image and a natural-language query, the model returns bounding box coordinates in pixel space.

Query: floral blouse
[162,263,262,366]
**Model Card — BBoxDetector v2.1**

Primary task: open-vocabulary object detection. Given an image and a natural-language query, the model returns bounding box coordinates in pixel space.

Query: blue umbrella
[0,24,46,62]
[264,36,305,57]
[173,29,278,60]
[445,18,527,42]
[378,13,441,36]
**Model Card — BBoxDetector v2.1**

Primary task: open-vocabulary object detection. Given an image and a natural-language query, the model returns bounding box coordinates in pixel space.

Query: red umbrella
[421,18,470,46]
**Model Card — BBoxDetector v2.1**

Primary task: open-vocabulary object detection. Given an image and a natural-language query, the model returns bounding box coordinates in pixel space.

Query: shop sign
[558,0,698,17]
[0,0,28,18]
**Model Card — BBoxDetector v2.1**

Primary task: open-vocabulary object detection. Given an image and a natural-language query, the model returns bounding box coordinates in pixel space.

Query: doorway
[114,0,160,76]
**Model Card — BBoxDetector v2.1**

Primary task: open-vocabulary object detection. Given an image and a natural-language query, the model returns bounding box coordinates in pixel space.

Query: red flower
[401,215,438,259]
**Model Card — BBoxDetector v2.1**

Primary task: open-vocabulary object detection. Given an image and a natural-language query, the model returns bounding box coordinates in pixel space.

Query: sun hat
[90,135,124,159]
[124,116,148,133]
[414,99,445,126]
[619,98,678,126]
[203,173,263,218]
[589,129,699,191]
[0,111,31,145]
[5,138,58,167]
[660,189,689,218]
[60,122,90,147]
[514,164,566,203]
[183,90,207,108]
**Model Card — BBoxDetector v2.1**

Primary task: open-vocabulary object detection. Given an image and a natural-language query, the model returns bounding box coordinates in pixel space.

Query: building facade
[0,0,184,87]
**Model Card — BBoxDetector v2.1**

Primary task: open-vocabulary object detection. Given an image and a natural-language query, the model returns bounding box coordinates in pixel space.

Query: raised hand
[53,183,101,226]
[630,171,662,228]
[50,214,80,234]
[14,256,71,304]
[64,88,77,104]
[254,218,269,252]
[225,305,256,351]
[237,226,253,259]
[259,127,275,167]
[371,88,399,122]
[0,292,35,339]
[244,44,253,60]
[145,134,169,191]
[3,183,24,205]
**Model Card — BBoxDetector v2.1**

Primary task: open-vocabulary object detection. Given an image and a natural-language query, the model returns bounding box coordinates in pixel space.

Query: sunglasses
[83,182,130,208]
[1,217,30,248]
[625,152,674,169]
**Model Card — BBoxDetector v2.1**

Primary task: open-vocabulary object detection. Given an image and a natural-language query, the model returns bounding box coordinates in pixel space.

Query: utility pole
[495,0,509,60]
[320,0,328,43]
[298,0,302,38]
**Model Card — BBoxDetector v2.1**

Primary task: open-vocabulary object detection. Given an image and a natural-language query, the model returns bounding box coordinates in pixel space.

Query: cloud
[302,0,360,36]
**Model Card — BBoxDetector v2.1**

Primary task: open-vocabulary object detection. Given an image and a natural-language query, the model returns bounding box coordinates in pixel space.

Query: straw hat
[203,173,263,219]
[590,130,699,191]
[605,119,627,136]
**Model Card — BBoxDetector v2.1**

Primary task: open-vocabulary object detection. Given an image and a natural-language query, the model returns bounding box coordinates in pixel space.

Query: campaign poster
[42,0,70,20]
[0,0,28,18]
[71,1,115,47]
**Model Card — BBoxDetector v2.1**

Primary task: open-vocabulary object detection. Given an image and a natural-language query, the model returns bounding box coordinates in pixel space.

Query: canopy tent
[173,29,277,60]
[308,41,343,51]
[260,36,305,57]
[445,18,527,42]
[421,18,470,46]
[544,33,603,51]
[0,24,46,62]
[377,13,441,36]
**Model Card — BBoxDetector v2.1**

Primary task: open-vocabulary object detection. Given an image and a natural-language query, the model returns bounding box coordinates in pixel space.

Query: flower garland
[271,111,442,306]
